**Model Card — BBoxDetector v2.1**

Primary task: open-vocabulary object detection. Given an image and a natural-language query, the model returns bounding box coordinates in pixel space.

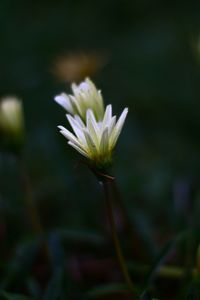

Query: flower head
[54,78,104,121]
[58,105,128,168]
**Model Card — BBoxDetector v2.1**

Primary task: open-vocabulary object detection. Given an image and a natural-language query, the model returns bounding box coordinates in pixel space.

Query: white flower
[54,78,104,121]
[58,105,128,167]
[0,97,24,138]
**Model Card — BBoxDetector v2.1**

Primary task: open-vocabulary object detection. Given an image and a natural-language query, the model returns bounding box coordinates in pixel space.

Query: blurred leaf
[86,283,128,298]
[141,230,187,295]
[139,291,151,300]
[48,232,65,269]
[0,290,34,300]
[52,228,105,247]
[42,233,71,299]
[185,283,200,300]
[42,267,64,300]
[0,238,40,289]
[25,277,41,299]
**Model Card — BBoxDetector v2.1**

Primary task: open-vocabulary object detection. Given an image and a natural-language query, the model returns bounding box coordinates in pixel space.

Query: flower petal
[58,125,82,148]
[74,115,85,127]
[108,116,116,136]
[83,129,97,155]
[87,117,99,147]
[110,108,128,148]
[86,109,100,137]
[99,127,109,155]
[101,104,112,131]
[68,141,89,158]
[54,93,74,114]
[66,114,86,145]
[69,95,83,117]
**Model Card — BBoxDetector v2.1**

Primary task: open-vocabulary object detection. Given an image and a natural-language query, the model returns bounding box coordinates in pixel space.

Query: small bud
[0,97,25,153]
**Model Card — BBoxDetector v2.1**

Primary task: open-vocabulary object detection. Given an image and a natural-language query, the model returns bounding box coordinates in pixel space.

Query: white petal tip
[54,94,64,102]
[66,113,71,119]
[57,125,65,130]
[121,107,128,118]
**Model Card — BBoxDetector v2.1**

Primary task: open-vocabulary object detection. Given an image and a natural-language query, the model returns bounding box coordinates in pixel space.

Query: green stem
[19,157,43,234]
[109,179,149,261]
[19,156,51,262]
[102,176,135,296]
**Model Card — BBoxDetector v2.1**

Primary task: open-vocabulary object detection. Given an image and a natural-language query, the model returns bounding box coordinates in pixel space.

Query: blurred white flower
[0,97,24,138]
[55,78,104,121]
[58,105,128,167]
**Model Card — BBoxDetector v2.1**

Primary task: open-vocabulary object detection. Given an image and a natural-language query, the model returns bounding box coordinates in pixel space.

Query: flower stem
[18,155,51,263]
[19,157,43,234]
[109,178,149,261]
[101,176,135,296]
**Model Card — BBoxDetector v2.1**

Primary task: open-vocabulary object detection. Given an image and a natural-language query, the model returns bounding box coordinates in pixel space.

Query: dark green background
[1,1,200,299]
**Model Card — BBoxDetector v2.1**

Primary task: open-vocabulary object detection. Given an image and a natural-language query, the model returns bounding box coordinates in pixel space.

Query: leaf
[0,290,34,300]
[0,238,40,289]
[42,267,63,300]
[25,277,41,299]
[51,228,105,247]
[185,284,200,300]
[139,291,151,300]
[47,232,65,268]
[141,230,187,296]
[86,283,128,298]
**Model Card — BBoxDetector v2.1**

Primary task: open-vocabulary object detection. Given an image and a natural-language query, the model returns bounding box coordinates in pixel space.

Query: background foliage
[1,0,200,299]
